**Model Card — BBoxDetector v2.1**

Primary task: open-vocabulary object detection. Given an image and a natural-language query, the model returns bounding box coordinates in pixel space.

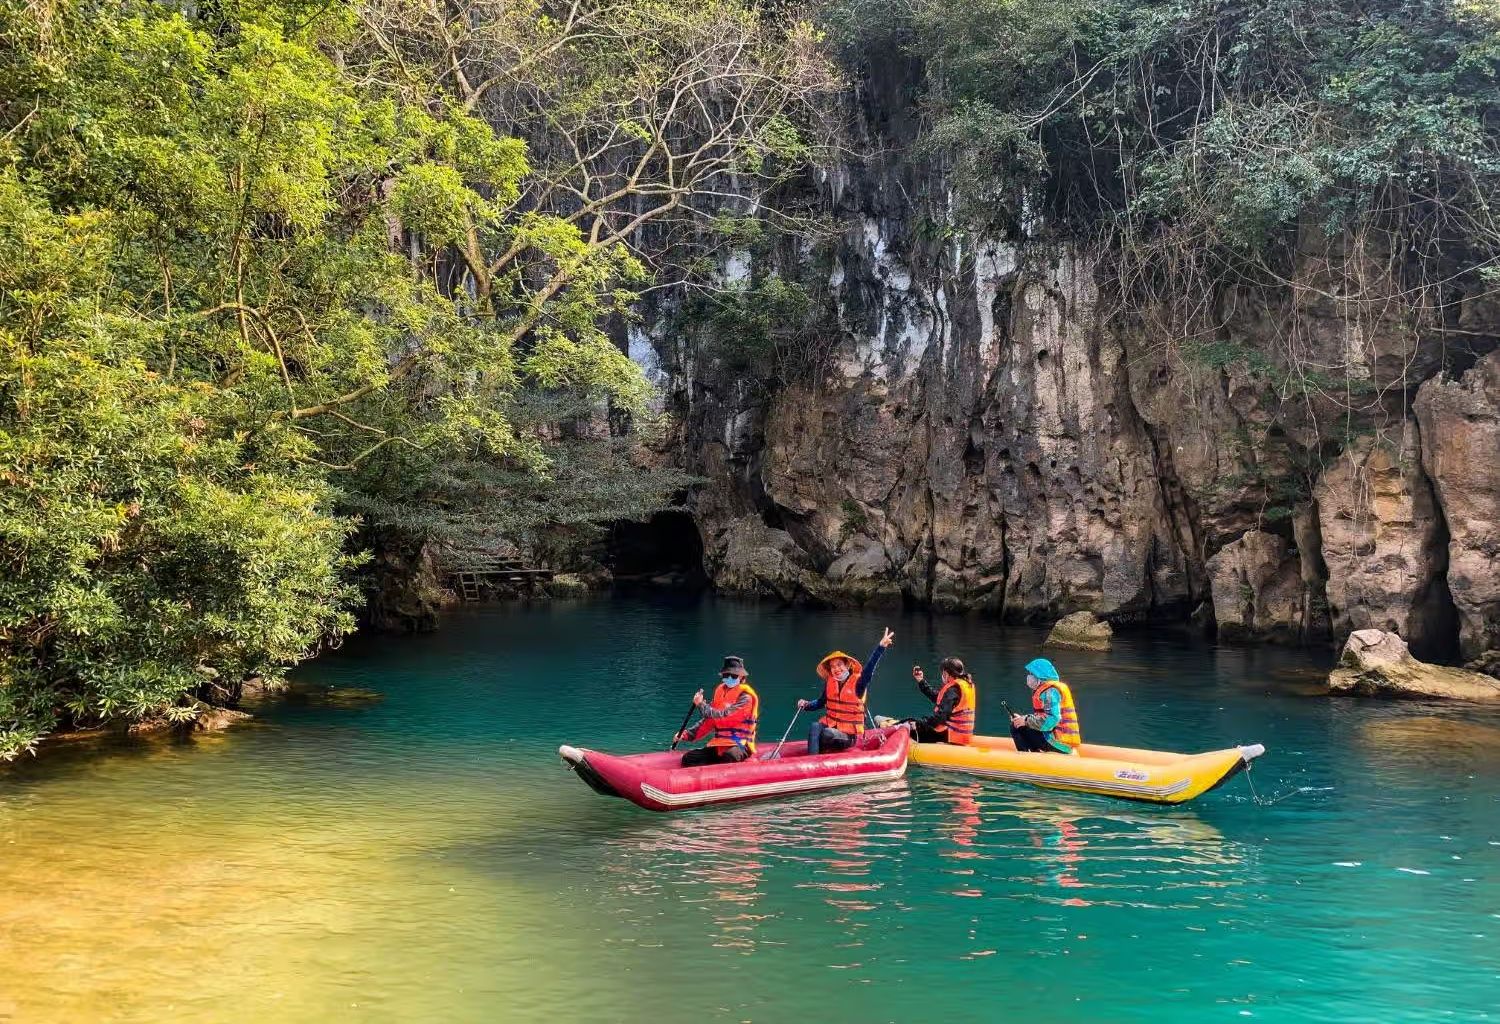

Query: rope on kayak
[1243,764,1331,806]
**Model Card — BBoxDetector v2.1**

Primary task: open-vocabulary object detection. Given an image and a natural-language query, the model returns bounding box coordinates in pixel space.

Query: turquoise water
[3,596,1499,1022]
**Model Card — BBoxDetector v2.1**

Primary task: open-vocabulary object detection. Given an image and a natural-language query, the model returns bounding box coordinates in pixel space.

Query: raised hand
[879,627,895,648]
[692,688,705,707]
[911,665,924,681]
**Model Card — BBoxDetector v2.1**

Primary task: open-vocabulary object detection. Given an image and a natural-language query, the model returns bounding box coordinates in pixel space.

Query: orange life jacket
[706,681,759,754]
[817,651,865,736]
[933,676,976,745]
[1034,680,1080,753]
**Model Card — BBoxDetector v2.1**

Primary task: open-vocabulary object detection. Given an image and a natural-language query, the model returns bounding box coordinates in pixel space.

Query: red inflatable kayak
[558,725,910,812]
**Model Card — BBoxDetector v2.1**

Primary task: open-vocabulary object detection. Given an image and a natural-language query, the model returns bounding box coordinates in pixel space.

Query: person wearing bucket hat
[1008,657,1082,754]
[675,656,760,767]
[797,627,895,755]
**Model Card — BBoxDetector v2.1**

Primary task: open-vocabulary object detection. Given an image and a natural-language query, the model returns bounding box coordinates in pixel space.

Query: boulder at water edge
[1328,629,1500,699]
[1465,649,1500,681]
[1045,611,1113,651]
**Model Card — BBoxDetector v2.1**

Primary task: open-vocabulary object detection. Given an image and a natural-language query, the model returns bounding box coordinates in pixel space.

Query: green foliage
[390,163,490,246]
[1182,338,1278,378]
[0,174,359,757]
[1201,423,1318,527]
[3,0,773,755]
[1182,335,1378,401]
[839,498,869,538]
[819,0,1500,435]
[678,274,825,381]
[876,0,1500,256]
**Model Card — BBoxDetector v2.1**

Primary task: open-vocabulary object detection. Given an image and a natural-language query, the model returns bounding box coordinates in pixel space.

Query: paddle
[761,706,802,760]
[667,697,699,751]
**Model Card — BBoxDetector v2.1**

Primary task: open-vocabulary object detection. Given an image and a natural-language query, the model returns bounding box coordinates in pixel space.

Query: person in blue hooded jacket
[1008,658,1082,755]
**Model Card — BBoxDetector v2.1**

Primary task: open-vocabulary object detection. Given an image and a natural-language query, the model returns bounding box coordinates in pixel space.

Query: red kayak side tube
[558,726,911,812]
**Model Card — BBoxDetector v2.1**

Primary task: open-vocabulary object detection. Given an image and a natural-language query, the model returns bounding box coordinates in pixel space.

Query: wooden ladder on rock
[457,571,484,601]
[448,556,555,601]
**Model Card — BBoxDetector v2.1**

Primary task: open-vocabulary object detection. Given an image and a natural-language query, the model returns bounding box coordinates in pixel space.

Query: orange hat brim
[816,650,863,682]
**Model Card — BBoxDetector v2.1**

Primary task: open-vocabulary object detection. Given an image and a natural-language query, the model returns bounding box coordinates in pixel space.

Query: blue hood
[1024,658,1060,681]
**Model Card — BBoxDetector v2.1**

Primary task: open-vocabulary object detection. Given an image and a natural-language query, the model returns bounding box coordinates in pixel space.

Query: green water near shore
[3,597,1499,1022]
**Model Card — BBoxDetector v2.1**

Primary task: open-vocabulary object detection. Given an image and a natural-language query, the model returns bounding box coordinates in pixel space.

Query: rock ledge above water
[1329,629,1500,699]
[1464,649,1500,680]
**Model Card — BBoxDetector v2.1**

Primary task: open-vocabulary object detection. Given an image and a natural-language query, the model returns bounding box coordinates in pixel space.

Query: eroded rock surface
[638,59,1500,678]
[1313,425,1455,656]
[1206,531,1308,642]
[1416,350,1500,659]
[1328,629,1500,699]
[1044,610,1113,651]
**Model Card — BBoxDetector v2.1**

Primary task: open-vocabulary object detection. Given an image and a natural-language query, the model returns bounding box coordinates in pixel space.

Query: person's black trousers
[1010,725,1056,752]
[680,745,751,767]
[914,723,948,744]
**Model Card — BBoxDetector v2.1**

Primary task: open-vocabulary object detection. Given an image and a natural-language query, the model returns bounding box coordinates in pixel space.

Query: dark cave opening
[606,509,709,590]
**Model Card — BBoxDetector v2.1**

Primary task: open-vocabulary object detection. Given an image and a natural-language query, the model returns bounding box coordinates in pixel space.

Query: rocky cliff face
[642,65,1500,665]
[1313,424,1457,657]
[728,244,1188,621]
[1416,349,1500,660]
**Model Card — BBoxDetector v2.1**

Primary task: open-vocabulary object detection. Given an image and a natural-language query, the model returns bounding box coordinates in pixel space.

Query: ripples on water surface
[3,597,1499,1022]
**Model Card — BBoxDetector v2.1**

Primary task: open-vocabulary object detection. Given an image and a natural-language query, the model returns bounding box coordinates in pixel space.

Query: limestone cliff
[641,63,1500,667]
[1416,350,1500,660]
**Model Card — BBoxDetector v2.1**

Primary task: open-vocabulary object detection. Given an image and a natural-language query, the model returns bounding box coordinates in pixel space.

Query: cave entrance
[606,509,708,590]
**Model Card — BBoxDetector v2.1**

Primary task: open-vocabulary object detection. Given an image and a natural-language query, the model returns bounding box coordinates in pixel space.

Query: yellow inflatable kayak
[893,726,1265,804]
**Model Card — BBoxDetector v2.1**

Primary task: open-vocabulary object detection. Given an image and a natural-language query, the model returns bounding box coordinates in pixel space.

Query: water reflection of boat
[689,812,770,952]
[997,794,1247,909]
[1001,793,1229,847]
[797,784,913,919]
[941,781,983,859]
[612,783,913,926]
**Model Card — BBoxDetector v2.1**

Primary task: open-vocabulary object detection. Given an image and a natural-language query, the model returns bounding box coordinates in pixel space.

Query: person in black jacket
[908,657,977,744]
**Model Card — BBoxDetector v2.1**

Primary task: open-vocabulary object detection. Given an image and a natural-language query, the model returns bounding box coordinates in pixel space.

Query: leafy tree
[335,0,839,565]
[0,0,836,756]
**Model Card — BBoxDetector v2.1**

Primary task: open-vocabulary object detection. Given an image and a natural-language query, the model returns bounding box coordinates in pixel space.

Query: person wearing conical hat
[1008,657,1082,755]
[797,627,894,755]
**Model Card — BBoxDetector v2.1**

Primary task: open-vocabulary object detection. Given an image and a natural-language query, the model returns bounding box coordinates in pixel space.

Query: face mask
[833,664,851,682]
[721,675,740,686]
